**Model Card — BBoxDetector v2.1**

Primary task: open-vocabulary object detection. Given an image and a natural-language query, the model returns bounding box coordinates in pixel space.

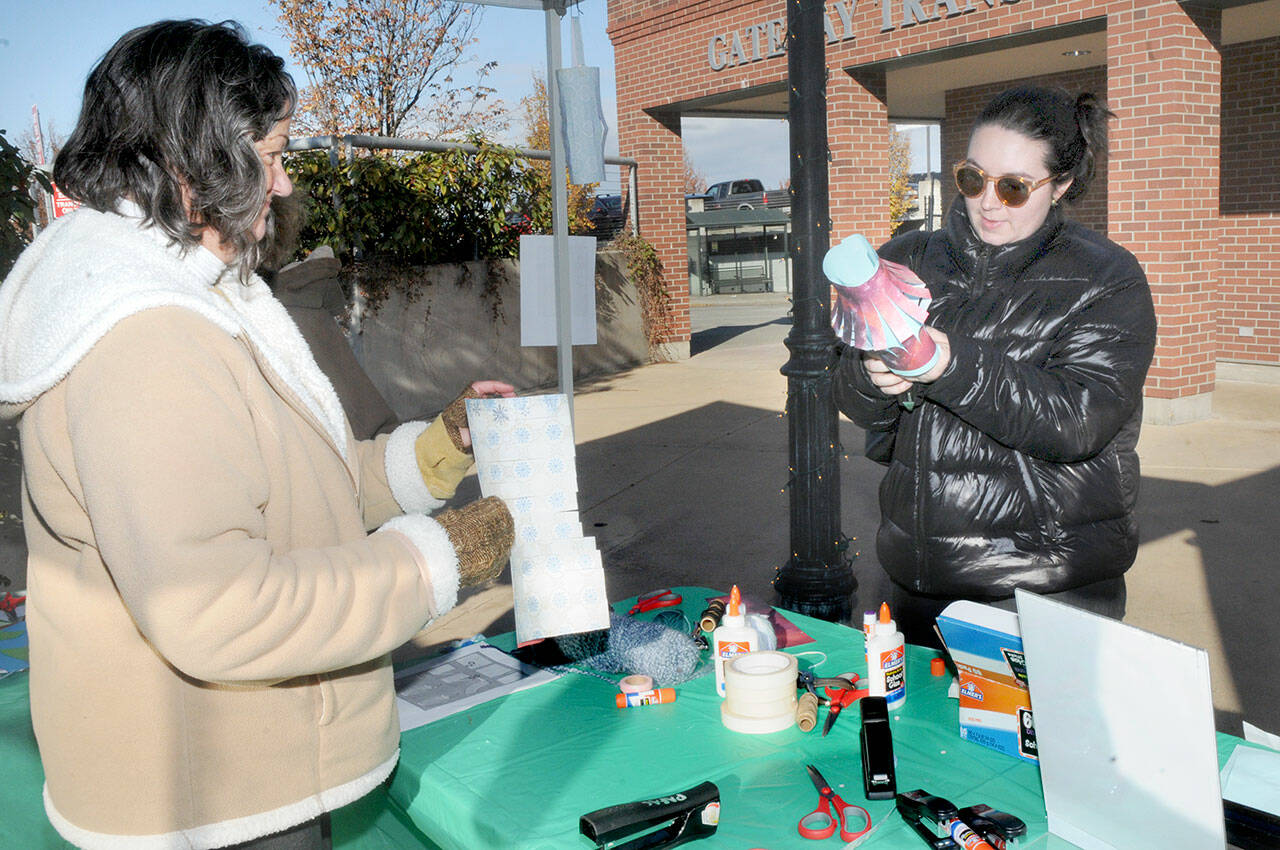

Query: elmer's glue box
[713,585,757,697]
[866,602,906,710]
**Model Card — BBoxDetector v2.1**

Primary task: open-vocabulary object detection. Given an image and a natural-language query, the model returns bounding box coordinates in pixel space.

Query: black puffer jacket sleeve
[833,343,900,431]
[918,236,1154,462]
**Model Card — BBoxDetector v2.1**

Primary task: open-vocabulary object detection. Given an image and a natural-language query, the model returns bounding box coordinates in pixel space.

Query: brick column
[616,106,690,358]
[828,68,891,247]
[1107,1,1221,423]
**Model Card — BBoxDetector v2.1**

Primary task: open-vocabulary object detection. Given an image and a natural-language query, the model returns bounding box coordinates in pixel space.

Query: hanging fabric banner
[555,15,608,185]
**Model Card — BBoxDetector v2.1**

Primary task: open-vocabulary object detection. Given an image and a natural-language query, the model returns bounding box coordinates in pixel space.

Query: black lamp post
[774,0,855,622]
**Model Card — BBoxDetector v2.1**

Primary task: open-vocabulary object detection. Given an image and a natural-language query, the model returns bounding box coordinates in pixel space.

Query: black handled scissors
[797,765,871,842]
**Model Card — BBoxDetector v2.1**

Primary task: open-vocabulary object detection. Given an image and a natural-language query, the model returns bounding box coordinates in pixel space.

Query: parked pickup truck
[702,179,790,211]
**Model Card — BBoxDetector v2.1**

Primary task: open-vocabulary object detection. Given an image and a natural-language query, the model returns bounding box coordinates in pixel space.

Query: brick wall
[829,69,892,248]
[943,68,1109,235]
[1108,1,1221,405]
[610,1,793,350]
[1219,35,1280,366]
[608,0,1279,394]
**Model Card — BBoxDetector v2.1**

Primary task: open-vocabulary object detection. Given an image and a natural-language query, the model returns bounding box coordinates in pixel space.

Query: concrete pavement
[424,293,1280,738]
[4,293,1279,737]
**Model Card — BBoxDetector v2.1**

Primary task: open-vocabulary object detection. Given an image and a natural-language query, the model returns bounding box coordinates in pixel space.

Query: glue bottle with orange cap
[712,585,757,698]
[865,602,906,710]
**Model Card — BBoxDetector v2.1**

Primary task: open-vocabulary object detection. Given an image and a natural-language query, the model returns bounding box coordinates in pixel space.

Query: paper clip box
[936,601,1037,764]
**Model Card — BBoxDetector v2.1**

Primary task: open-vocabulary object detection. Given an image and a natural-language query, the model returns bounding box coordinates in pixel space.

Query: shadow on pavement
[1137,468,1280,735]
[690,318,791,356]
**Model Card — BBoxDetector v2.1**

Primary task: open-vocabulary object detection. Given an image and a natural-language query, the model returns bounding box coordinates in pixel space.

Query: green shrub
[286,136,539,271]
[1,130,52,278]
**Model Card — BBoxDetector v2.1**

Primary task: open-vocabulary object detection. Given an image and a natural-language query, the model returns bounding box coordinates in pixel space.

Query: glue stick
[713,586,757,698]
[615,688,676,708]
[948,819,997,850]
[865,602,906,710]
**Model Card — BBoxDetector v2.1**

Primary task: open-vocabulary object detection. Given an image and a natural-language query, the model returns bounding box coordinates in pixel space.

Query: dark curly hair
[973,85,1114,204]
[54,19,295,279]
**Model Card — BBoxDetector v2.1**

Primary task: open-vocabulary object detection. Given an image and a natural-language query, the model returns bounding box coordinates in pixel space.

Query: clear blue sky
[0,1,615,146]
[0,2,935,194]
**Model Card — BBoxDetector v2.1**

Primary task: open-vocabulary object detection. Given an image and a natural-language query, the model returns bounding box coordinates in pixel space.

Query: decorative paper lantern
[824,234,940,377]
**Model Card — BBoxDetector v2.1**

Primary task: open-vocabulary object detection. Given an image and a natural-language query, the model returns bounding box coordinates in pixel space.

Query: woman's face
[197,116,293,263]
[962,124,1070,246]
[251,117,293,242]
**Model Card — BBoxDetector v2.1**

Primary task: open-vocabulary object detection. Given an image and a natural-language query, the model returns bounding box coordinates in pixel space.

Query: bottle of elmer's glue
[865,602,906,710]
[713,585,757,698]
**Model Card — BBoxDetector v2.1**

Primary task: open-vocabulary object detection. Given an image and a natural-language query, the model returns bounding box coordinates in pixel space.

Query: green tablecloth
[0,670,439,849]
[384,586,1247,849]
[0,586,1249,848]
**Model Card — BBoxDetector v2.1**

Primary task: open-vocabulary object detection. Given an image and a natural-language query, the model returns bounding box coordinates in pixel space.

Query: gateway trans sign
[708,0,1021,71]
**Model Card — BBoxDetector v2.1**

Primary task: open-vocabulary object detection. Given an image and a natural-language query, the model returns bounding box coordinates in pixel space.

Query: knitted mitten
[440,385,483,452]
[434,496,514,588]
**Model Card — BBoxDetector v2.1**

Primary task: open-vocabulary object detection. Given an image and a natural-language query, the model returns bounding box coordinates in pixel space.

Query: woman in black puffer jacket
[834,86,1157,646]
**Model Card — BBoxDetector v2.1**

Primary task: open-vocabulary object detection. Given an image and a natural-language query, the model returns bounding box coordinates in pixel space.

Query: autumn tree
[683,153,708,194]
[887,128,917,227]
[518,74,596,234]
[272,0,504,140]
[20,121,63,169]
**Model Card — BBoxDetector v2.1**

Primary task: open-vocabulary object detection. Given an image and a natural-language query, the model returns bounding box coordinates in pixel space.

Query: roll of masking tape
[619,674,655,695]
[721,651,798,734]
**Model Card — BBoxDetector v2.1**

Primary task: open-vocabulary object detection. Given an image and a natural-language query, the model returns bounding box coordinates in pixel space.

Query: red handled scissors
[822,673,869,736]
[798,765,871,841]
[627,588,682,615]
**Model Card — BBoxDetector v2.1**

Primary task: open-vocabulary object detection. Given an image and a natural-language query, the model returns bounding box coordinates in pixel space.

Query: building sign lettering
[707,0,1020,71]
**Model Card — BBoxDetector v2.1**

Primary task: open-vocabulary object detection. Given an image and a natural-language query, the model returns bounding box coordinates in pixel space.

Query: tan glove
[415,419,472,500]
[434,496,514,588]
[414,384,486,499]
[440,385,482,453]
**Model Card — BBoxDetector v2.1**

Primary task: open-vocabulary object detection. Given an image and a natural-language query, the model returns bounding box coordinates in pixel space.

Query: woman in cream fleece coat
[0,20,514,850]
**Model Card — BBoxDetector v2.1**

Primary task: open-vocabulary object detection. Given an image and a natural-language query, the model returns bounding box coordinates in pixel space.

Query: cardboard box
[935,601,1037,763]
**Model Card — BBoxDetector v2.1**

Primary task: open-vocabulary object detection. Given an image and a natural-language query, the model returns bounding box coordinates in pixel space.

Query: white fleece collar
[0,205,349,458]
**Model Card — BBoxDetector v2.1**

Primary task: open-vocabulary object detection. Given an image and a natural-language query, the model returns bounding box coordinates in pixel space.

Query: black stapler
[957,803,1027,849]
[579,781,720,849]
[896,789,1027,849]
[896,789,961,848]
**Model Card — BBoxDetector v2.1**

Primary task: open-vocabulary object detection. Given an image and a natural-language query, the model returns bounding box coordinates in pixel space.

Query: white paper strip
[503,491,578,516]
[511,554,609,644]
[478,457,578,498]
[511,509,582,547]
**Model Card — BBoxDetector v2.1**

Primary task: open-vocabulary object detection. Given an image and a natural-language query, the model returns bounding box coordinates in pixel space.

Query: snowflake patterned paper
[466,394,575,463]
[465,393,609,644]
[511,545,608,645]
[511,509,582,547]
[477,456,578,499]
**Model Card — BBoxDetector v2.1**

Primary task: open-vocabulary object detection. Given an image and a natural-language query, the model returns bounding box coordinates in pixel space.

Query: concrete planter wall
[356,249,650,420]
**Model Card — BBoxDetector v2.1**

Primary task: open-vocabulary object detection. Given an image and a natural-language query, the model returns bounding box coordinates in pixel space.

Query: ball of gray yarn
[556,612,703,685]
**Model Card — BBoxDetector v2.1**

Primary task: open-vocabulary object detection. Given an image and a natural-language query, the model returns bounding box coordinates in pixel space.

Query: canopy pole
[545,5,574,422]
